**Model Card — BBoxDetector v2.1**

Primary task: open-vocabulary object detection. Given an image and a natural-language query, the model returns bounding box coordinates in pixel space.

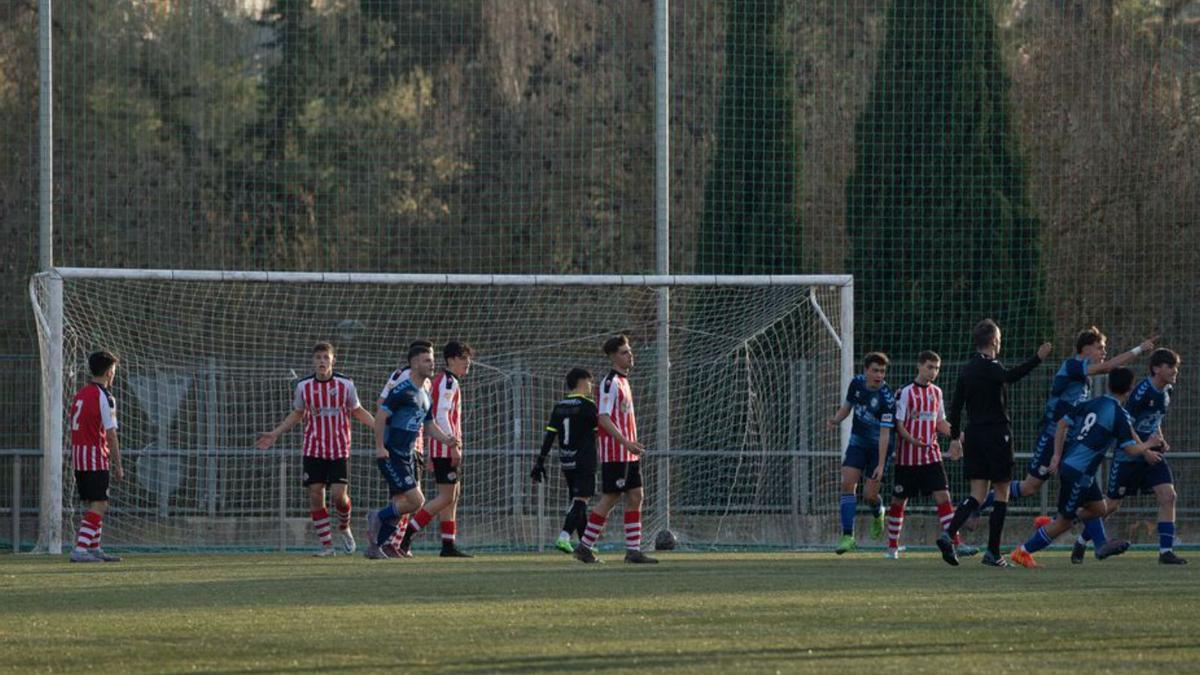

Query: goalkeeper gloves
[530,456,547,483]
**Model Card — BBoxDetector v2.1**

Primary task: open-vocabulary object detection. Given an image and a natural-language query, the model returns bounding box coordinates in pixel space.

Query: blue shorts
[1026,422,1056,479]
[1056,467,1104,518]
[842,443,891,477]
[377,453,418,497]
[1107,459,1173,500]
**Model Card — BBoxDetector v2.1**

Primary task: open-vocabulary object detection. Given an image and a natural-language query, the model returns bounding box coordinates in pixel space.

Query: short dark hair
[863,352,889,370]
[1108,367,1135,395]
[603,334,630,356]
[973,319,1000,349]
[1150,348,1180,374]
[409,339,433,351]
[443,340,474,361]
[313,341,335,356]
[1075,326,1105,354]
[917,350,941,365]
[407,342,434,362]
[566,367,593,390]
[88,350,118,377]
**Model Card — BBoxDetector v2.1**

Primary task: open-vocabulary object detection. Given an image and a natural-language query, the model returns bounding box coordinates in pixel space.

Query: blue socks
[1009,479,1023,502]
[839,494,856,535]
[1083,518,1107,548]
[376,503,401,547]
[1159,521,1176,553]
[1023,527,1053,554]
[379,503,400,524]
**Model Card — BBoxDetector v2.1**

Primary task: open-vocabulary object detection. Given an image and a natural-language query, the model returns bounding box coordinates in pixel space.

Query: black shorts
[431,457,461,485]
[601,461,643,494]
[562,467,596,499]
[302,457,349,486]
[962,426,1014,482]
[75,470,110,503]
[892,462,949,499]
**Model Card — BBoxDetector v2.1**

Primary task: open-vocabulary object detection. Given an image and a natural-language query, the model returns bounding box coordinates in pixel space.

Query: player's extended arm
[826,403,851,431]
[373,408,391,459]
[256,410,304,450]
[598,413,644,455]
[106,428,123,482]
[988,343,1051,384]
[1087,337,1156,375]
[351,406,375,427]
[1050,418,1070,474]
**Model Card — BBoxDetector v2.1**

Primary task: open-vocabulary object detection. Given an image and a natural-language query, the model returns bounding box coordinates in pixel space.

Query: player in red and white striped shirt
[257,342,375,556]
[574,334,657,564]
[69,350,124,563]
[883,351,977,559]
[397,341,475,558]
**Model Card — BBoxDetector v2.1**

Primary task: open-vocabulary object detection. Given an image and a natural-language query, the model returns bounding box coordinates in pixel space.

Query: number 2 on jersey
[70,399,85,431]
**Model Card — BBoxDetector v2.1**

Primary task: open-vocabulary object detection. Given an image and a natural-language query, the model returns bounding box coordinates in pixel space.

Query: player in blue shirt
[826,352,896,554]
[1009,327,1154,506]
[1010,367,1161,568]
[365,343,461,559]
[1092,348,1185,564]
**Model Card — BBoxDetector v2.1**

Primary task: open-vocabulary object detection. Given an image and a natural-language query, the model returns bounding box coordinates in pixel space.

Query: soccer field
[0,551,1196,673]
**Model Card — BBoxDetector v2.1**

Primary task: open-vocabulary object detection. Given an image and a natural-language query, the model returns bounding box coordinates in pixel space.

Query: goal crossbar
[47,268,853,287]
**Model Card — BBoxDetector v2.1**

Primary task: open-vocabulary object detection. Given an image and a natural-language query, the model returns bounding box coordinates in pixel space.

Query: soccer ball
[654,529,678,551]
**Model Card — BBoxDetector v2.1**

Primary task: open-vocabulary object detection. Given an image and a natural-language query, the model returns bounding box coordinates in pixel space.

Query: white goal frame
[30,267,853,553]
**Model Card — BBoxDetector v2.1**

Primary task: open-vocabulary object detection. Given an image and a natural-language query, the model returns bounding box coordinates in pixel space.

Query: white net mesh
[33,272,848,551]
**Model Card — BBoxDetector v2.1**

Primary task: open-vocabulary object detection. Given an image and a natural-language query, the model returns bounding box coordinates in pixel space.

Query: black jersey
[540,394,598,470]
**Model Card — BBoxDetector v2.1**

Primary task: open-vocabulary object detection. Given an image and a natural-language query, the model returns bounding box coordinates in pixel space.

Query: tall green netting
[7,1,1200,549]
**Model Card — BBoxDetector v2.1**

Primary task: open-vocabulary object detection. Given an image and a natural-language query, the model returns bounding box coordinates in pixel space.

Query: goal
[31,269,853,552]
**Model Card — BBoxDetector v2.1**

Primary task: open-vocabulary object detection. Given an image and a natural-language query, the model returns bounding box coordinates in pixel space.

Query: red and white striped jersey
[895,381,946,466]
[292,373,361,459]
[379,367,430,452]
[597,370,638,463]
[70,382,118,471]
[427,371,462,459]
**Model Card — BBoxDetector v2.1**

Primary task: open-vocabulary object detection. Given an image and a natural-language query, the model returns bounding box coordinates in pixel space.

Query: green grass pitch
[0,550,1196,673]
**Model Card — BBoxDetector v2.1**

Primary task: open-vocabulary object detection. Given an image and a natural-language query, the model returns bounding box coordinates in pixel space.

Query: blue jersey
[1041,357,1091,426]
[1115,378,1170,465]
[380,379,433,458]
[844,374,896,449]
[1059,395,1136,475]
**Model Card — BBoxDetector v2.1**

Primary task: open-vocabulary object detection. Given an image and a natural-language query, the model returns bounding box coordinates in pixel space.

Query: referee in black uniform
[937,319,1052,567]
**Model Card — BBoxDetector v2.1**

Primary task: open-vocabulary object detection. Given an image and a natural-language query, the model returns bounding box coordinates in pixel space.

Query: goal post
[31,268,853,552]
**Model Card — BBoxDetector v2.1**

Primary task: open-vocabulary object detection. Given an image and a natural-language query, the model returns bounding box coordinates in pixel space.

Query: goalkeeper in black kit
[532,368,599,554]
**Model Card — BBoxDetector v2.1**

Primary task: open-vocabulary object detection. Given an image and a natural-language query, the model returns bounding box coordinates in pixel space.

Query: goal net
[31,269,852,552]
